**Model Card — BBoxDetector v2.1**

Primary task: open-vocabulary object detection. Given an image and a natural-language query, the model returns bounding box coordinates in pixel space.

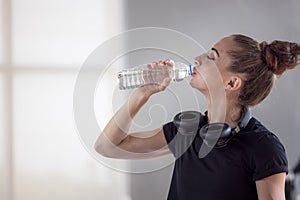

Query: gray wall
[125,0,300,199]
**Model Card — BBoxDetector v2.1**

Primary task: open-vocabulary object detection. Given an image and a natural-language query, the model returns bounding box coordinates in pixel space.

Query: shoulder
[238,117,284,148]
[239,117,289,181]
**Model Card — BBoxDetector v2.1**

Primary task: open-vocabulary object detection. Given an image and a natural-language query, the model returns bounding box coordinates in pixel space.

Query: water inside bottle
[117,68,171,89]
[172,69,190,81]
[117,62,191,90]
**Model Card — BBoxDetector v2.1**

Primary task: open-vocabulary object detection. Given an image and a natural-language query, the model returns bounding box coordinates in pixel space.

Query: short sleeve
[163,121,178,154]
[163,121,178,143]
[252,133,288,181]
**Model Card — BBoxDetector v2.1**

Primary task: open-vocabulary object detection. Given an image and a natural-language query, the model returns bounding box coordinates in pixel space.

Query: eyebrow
[211,48,220,57]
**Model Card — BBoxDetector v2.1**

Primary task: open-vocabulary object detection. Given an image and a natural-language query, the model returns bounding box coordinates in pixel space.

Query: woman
[94,34,300,199]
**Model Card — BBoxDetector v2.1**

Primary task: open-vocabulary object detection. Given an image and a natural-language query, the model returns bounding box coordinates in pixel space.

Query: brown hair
[228,34,300,106]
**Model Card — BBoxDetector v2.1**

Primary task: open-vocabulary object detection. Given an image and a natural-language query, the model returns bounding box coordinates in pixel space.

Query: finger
[163,59,170,65]
[158,60,164,67]
[164,59,175,69]
[164,59,173,65]
[147,63,154,71]
[152,61,158,68]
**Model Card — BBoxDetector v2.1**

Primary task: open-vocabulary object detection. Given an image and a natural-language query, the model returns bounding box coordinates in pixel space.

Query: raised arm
[94,60,173,159]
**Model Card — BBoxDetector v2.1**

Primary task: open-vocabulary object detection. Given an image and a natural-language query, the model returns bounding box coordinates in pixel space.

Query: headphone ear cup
[173,111,204,135]
[199,123,231,147]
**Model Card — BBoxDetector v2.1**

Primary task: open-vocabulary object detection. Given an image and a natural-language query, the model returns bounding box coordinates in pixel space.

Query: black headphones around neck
[173,106,252,148]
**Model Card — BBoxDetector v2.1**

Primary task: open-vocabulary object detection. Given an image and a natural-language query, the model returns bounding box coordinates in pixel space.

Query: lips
[192,67,198,76]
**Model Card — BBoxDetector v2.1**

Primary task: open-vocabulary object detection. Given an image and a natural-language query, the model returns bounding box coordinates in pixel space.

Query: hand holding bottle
[117,59,192,90]
[95,59,175,159]
[136,59,173,98]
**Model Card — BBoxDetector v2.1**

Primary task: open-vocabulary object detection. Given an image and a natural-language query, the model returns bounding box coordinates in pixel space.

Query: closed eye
[207,55,215,61]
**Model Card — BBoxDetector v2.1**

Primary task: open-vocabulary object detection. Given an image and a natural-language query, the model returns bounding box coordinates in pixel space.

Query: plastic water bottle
[117,62,193,90]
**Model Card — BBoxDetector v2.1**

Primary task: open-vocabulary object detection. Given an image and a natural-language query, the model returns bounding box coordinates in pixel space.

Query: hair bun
[259,41,278,74]
[260,40,300,76]
[259,41,268,53]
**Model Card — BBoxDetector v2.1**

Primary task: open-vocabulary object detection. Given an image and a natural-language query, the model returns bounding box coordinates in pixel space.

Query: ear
[225,76,242,91]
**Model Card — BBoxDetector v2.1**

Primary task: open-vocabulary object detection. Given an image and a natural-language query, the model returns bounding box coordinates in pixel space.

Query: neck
[206,96,242,128]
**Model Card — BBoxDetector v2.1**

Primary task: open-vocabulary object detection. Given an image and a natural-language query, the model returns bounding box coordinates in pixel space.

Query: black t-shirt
[163,117,288,200]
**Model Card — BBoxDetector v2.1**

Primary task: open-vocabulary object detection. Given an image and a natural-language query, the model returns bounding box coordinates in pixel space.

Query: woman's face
[190,36,234,94]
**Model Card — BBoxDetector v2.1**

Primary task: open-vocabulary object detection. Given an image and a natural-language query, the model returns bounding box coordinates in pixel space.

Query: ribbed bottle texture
[117,62,192,90]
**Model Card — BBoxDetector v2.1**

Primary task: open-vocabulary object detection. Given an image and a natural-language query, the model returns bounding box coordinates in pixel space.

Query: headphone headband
[232,106,252,135]
[240,106,251,128]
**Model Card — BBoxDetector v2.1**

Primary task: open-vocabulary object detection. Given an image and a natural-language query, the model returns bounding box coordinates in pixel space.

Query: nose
[194,56,201,66]
[194,54,205,66]
[194,53,208,66]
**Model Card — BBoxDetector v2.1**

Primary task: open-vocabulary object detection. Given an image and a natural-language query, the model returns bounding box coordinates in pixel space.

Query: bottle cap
[189,64,193,75]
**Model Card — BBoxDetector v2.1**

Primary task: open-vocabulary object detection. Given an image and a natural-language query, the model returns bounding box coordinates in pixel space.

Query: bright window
[0,0,3,64]
[12,0,123,67]
[1,0,128,199]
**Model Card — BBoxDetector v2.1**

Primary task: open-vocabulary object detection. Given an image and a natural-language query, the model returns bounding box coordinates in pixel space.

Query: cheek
[189,75,207,91]
[200,64,219,77]
[192,66,226,91]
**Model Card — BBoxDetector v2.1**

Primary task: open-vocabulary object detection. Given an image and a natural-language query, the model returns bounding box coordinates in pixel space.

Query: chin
[189,79,206,92]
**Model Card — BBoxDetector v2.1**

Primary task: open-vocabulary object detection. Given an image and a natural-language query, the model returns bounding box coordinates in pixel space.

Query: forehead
[213,36,234,55]
[210,37,234,69]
